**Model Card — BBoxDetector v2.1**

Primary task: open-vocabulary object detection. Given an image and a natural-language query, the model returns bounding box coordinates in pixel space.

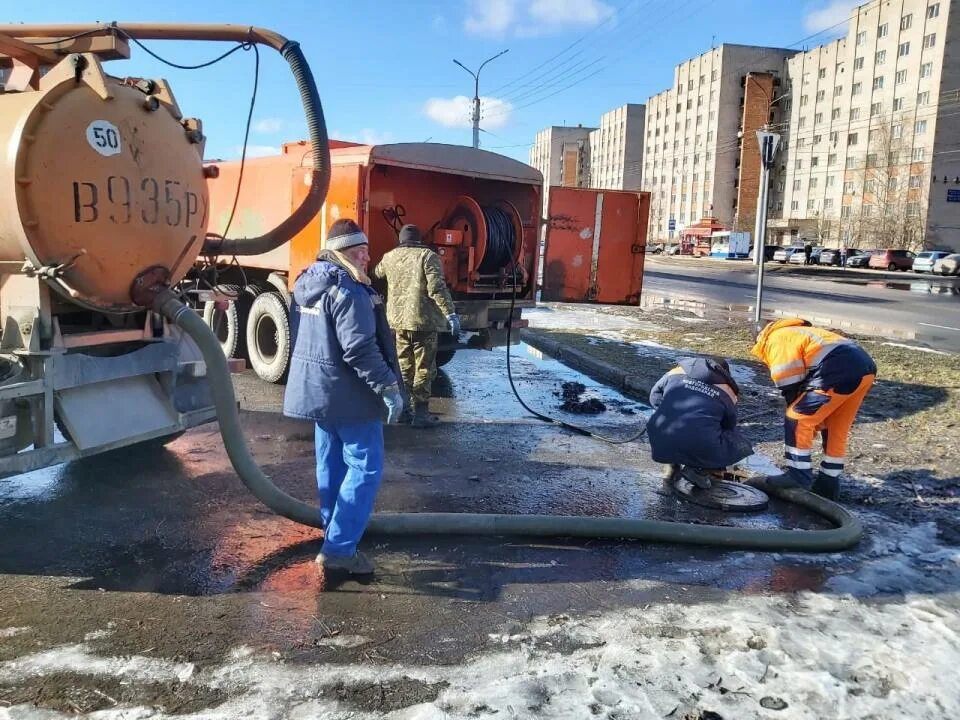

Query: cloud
[423,95,513,130]
[232,144,281,158]
[253,118,283,134]
[331,128,394,145]
[464,0,614,36]
[803,0,856,34]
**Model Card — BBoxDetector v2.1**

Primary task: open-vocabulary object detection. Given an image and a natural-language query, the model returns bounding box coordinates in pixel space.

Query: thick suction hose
[155,288,861,552]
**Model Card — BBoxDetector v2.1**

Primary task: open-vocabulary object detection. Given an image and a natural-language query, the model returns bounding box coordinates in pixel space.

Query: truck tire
[246,292,291,384]
[436,349,456,367]
[202,285,259,359]
[266,272,291,308]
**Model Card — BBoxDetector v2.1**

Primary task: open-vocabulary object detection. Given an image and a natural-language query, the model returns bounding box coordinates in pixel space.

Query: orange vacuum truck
[196,141,547,382]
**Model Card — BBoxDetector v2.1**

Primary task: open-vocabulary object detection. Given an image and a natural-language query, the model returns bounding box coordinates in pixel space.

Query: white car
[772,246,803,263]
[933,253,960,276]
[913,251,950,273]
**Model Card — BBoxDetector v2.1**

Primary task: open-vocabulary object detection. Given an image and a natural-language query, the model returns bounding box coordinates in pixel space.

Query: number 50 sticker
[86,120,122,157]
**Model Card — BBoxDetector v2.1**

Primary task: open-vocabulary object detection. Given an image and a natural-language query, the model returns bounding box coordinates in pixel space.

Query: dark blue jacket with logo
[282,260,399,425]
[647,357,753,469]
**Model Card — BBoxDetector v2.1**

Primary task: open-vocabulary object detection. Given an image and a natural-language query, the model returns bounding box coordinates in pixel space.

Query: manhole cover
[672,477,769,513]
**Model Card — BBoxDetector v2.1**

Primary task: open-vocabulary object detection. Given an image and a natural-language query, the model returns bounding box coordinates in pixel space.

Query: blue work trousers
[315,420,384,557]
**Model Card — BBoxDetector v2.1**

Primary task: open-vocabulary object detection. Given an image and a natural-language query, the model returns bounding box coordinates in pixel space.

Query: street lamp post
[754,128,781,329]
[453,49,508,149]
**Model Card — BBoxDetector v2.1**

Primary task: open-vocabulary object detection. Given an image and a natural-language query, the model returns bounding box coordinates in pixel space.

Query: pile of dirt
[557,382,607,414]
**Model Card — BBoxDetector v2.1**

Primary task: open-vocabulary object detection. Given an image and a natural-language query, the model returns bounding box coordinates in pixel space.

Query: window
[923,33,936,49]
[697,95,703,106]
[798,138,807,148]
[893,124,903,139]
[848,132,858,145]
[893,96,905,110]
[852,82,862,95]
[832,108,842,120]
[830,130,839,144]
[846,156,858,169]
[800,94,809,106]
[699,74,705,85]
[817,89,825,102]
[878,23,888,38]
[909,174,921,188]
[901,14,912,30]
[796,158,804,169]
[871,102,882,116]
[873,76,884,90]
[856,30,867,46]
[876,50,886,65]
[675,103,681,113]
[827,175,836,188]
[807,199,816,210]
[913,147,925,161]
[810,177,819,189]
[791,200,799,211]
[707,130,714,141]
[799,117,807,129]
[915,119,928,134]
[696,114,703,125]
[850,108,861,120]
[834,85,843,97]
[867,153,878,167]
[854,56,865,70]
[828,153,837,166]
[710,90,716,102]
[793,179,802,190]
[896,70,908,85]
[907,202,920,216]
[844,181,855,193]
[841,205,851,218]
[815,112,824,124]
[687,99,692,109]
[711,69,718,81]
[818,68,826,79]
[918,91,930,105]
[920,62,933,78]
[927,3,940,18]
[685,119,691,129]
[824,198,834,210]
[899,42,910,57]
[889,176,898,190]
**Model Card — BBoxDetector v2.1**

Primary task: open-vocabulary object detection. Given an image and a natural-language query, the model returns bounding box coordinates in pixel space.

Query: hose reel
[436,196,527,290]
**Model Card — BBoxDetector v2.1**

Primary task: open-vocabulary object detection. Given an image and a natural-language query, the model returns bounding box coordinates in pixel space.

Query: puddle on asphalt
[833,279,960,295]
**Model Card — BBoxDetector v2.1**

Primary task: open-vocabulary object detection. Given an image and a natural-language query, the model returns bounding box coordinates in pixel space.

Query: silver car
[772,246,803,263]
[913,251,950,273]
[933,253,960,276]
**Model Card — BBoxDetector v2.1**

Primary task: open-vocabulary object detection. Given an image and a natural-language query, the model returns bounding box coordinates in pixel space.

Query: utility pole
[453,49,508,149]
[753,128,781,328]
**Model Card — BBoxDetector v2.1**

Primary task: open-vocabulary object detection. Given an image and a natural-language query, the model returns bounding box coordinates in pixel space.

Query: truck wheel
[246,292,291,384]
[202,285,258,359]
[266,272,291,308]
[436,349,456,367]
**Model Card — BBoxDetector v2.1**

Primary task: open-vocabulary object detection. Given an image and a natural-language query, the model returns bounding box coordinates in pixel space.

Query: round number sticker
[86,120,122,157]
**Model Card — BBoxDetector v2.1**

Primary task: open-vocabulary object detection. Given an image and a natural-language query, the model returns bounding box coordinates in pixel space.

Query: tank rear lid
[367,143,543,185]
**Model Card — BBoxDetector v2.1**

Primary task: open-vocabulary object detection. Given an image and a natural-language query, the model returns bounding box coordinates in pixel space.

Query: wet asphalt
[0,345,853,669]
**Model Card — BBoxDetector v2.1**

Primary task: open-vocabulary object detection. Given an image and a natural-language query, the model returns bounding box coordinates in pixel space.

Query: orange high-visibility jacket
[751,318,855,388]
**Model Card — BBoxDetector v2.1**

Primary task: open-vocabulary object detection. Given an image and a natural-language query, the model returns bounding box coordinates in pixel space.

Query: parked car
[933,253,960,276]
[772,246,803,263]
[845,249,879,268]
[868,249,917,271]
[788,247,822,265]
[820,248,862,266]
[912,251,951,273]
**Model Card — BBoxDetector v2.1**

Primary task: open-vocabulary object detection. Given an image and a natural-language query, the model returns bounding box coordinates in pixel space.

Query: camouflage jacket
[373,245,456,332]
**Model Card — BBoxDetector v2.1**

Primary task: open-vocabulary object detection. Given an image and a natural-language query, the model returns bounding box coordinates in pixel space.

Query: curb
[520,328,655,401]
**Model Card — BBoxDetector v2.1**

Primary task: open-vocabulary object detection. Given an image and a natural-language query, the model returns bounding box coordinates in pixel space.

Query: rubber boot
[811,471,840,501]
[398,390,413,424]
[315,551,375,576]
[680,466,713,490]
[764,473,805,491]
[410,401,440,429]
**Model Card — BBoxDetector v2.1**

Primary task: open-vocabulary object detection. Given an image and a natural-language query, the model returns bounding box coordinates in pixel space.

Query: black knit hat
[398,224,422,246]
[326,219,368,252]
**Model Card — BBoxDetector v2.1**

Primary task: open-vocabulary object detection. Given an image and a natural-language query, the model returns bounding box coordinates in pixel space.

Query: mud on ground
[528,306,960,543]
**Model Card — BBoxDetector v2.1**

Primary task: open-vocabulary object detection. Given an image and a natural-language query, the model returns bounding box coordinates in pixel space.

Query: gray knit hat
[326,219,368,252]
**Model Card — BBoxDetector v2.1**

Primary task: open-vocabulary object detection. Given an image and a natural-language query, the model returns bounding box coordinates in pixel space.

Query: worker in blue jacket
[283,219,404,576]
[647,357,754,489]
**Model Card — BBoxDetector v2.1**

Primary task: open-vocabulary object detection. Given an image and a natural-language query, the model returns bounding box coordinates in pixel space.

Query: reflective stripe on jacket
[751,318,856,388]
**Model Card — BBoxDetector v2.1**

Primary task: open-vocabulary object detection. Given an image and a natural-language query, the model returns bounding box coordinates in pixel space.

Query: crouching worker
[647,357,754,490]
[283,219,404,576]
[752,318,876,500]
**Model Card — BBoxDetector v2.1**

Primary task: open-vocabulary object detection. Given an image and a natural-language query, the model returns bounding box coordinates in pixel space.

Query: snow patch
[880,341,952,355]
[0,627,29,639]
[313,634,370,648]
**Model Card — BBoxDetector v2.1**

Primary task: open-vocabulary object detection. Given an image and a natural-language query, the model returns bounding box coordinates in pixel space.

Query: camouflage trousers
[395,330,438,403]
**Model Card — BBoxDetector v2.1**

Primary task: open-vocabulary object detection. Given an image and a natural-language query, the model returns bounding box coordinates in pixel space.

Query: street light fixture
[453,49,509,149]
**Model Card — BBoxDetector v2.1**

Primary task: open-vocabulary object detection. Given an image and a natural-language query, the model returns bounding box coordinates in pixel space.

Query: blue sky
[6,0,859,162]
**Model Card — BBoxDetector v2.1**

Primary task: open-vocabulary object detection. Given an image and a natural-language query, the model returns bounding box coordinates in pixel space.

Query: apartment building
[774,0,959,250]
[529,125,594,218]
[641,45,796,242]
[588,104,646,190]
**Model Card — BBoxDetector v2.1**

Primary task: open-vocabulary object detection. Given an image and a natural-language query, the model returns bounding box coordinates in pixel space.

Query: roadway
[642,257,960,352]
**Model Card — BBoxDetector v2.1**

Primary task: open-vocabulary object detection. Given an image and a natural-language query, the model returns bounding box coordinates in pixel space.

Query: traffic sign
[668,217,676,231]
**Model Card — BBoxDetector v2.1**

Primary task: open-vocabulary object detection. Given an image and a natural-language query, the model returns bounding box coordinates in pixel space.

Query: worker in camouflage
[373,224,460,428]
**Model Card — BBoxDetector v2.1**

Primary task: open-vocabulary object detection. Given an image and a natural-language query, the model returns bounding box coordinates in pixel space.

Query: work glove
[381,384,404,424]
[447,313,462,338]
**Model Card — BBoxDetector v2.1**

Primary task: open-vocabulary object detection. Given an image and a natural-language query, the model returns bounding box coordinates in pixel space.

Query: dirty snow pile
[2,522,959,719]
